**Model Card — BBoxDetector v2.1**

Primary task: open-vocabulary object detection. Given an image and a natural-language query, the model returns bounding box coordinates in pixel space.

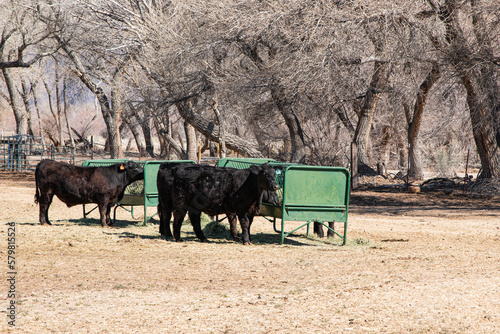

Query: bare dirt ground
[1,171,499,333]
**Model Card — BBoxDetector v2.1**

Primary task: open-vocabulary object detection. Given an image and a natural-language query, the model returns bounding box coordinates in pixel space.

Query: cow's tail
[34,163,41,204]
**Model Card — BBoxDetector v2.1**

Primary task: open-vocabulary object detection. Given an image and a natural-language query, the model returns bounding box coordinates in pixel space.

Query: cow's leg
[158,202,165,235]
[238,215,251,245]
[227,214,240,242]
[38,191,53,226]
[248,216,254,242]
[106,204,113,226]
[98,203,110,227]
[327,222,335,238]
[314,222,325,238]
[158,201,173,239]
[172,208,187,242]
[188,211,207,242]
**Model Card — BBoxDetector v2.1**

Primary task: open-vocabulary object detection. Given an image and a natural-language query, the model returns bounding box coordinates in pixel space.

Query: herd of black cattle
[34,159,279,245]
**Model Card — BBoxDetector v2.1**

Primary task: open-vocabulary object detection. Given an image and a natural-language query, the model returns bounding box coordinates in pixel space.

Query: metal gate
[0,135,75,172]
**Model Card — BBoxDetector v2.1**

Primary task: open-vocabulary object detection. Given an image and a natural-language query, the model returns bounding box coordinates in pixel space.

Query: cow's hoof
[200,238,209,243]
[243,241,252,246]
[41,222,52,226]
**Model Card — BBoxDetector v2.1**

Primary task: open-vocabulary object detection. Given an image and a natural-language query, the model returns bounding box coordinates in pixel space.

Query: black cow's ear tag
[120,164,125,170]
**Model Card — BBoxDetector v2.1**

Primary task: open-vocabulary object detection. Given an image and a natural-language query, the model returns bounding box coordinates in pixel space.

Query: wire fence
[0,135,76,172]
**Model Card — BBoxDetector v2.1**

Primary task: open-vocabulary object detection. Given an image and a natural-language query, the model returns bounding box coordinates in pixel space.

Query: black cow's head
[250,163,279,192]
[120,161,144,183]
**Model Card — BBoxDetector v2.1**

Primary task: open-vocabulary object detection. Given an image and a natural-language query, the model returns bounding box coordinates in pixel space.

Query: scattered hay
[203,220,229,238]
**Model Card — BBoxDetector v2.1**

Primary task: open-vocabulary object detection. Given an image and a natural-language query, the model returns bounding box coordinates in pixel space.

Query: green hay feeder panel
[276,165,350,245]
[82,159,196,224]
[140,160,196,224]
[216,158,350,245]
[217,157,278,168]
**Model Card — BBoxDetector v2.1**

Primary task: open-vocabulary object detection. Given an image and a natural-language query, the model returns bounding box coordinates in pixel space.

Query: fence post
[198,140,201,164]
[1,135,46,172]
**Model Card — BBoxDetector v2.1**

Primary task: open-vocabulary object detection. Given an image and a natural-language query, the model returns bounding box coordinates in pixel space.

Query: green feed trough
[216,158,350,245]
[82,159,195,225]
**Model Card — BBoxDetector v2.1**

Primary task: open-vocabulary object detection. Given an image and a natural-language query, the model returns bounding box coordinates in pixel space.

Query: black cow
[157,161,193,239]
[313,222,336,238]
[160,163,278,245]
[157,163,280,242]
[225,189,281,242]
[34,159,144,227]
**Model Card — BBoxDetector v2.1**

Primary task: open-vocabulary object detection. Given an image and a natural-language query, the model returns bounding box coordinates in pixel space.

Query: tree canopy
[1,0,499,179]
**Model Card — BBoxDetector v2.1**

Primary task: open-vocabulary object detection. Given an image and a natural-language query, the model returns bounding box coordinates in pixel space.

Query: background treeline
[1,0,499,179]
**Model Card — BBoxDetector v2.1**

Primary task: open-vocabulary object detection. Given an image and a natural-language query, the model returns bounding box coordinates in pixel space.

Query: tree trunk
[141,117,155,157]
[32,82,43,138]
[20,78,34,136]
[63,78,74,147]
[124,114,145,156]
[351,142,358,188]
[237,40,306,162]
[174,102,263,157]
[43,80,62,146]
[184,121,198,161]
[270,83,306,163]
[405,62,441,180]
[54,65,64,148]
[211,101,227,158]
[2,68,28,134]
[59,39,123,158]
[379,126,393,170]
[157,128,186,159]
[429,0,500,179]
[461,73,500,178]
[107,90,122,158]
[353,61,391,172]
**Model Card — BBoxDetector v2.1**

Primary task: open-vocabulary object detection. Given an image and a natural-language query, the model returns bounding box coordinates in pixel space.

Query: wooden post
[407,143,410,189]
[463,147,470,194]
[198,140,201,163]
[351,142,358,189]
[91,136,94,160]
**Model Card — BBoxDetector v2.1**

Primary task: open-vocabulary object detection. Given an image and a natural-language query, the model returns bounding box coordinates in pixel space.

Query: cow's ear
[119,164,125,171]
[249,165,261,174]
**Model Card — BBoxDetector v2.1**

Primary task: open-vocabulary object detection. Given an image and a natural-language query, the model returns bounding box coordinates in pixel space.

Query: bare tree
[0,0,59,134]
[44,1,143,158]
[3,0,489,180]
[404,62,441,180]
[413,0,500,178]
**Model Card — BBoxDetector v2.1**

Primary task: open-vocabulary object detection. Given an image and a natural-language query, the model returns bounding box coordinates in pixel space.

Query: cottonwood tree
[412,0,500,178]
[42,0,143,158]
[16,0,493,176]
[86,0,267,158]
[0,0,59,135]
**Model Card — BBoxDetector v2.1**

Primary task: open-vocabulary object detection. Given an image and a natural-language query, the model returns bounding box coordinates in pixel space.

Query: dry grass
[1,172,499,333]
